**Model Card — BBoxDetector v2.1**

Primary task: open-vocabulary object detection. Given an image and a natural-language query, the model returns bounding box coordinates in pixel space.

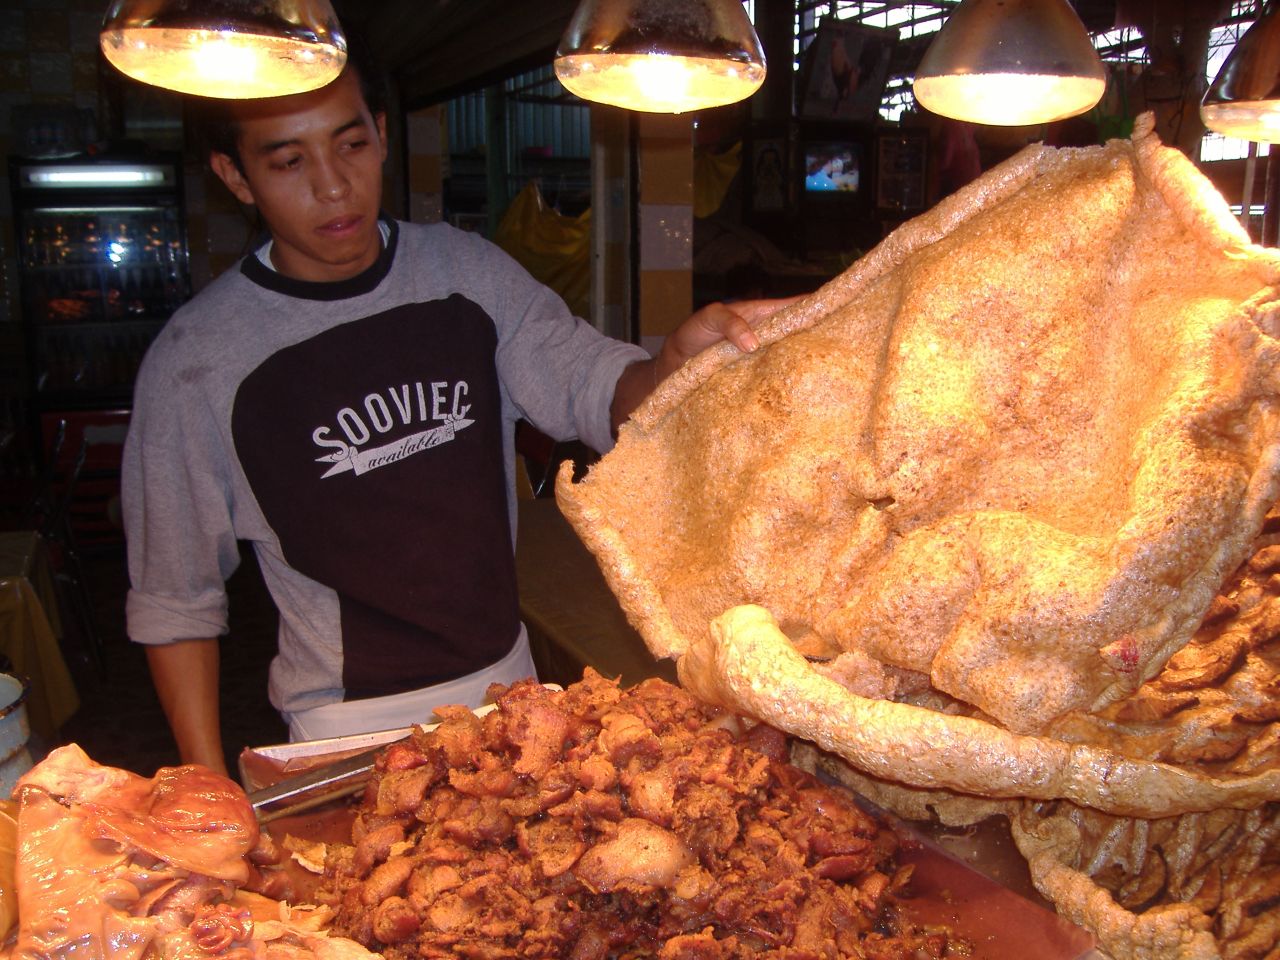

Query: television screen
[804,142,861,193]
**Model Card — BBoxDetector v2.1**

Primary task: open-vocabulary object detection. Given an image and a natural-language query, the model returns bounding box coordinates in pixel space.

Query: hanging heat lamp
[1201,2,1280,142]
[554,0,766,114]
[100,0,348,100]
[913,0,1106,126]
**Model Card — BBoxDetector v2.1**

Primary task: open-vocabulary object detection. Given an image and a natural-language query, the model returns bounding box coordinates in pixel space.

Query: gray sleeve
[122,341,242,646]
[448,230,649,454]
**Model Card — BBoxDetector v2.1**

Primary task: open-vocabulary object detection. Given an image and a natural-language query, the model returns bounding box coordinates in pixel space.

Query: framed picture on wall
[750,137,788,213]
[798,19,897,122]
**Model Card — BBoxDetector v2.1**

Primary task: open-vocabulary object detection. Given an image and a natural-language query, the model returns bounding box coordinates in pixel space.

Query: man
[123,53,779,775]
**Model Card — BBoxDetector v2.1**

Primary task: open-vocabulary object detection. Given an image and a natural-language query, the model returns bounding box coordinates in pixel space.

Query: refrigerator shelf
[10,153,190,412]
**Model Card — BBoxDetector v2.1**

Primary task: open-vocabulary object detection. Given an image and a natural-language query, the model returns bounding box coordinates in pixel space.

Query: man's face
[210,70,388,283]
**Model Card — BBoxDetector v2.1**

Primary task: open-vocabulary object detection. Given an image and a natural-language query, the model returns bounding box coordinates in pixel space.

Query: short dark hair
[191,25,388,169]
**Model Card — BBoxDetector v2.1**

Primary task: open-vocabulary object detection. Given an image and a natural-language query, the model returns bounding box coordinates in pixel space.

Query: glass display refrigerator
[10,153,190,411]
[9,153,191,547]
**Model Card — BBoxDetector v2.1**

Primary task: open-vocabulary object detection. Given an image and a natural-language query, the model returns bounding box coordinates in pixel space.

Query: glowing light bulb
[556,53,764,114]
[192,33,260,82]
[914,73,1106,126]
[1202,101,1280,143]
[101,27,345,99]
[630,56,692,107]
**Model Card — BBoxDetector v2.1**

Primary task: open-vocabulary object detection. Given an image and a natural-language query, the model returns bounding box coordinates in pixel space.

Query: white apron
[284,629,537,742]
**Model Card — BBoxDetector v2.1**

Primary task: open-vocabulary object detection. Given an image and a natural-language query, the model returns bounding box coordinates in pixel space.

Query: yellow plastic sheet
[0,532,80,740]
[495,182,591,321]
[694,142,742,219]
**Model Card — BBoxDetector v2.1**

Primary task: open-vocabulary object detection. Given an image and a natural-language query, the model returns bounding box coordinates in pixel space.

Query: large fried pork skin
[792,516,1280,960]
[559,115,1280,802]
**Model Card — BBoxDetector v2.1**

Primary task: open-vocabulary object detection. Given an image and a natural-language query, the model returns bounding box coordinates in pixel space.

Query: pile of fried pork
[317,671,961,959]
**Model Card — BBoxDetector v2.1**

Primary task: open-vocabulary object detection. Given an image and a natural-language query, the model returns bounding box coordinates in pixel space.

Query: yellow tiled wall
[636,114,693,352]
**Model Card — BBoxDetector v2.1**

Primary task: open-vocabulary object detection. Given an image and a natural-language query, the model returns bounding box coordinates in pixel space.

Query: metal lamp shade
[554,0,766,114]
[100,0,348,99]
[913,0,1106,126]
[1202,6,1280,142]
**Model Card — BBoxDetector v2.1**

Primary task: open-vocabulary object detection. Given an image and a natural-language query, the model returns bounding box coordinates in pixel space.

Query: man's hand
[611,296,801,430]
[657,299,779,376]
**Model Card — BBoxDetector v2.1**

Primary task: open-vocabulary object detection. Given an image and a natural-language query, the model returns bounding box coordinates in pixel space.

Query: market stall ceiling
[335,0,1120,111]
[334,0,582,110]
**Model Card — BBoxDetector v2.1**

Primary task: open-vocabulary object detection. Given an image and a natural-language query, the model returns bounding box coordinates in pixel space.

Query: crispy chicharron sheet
[791,515,1280,959]
[557,115,1280,815]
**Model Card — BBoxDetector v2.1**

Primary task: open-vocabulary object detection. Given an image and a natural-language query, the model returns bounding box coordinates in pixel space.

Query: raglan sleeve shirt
[123,221,649,674]
[124,286,248,648]
[435,226,644,456]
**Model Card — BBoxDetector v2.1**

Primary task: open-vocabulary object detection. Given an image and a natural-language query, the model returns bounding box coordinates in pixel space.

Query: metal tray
[237,694,533,792]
